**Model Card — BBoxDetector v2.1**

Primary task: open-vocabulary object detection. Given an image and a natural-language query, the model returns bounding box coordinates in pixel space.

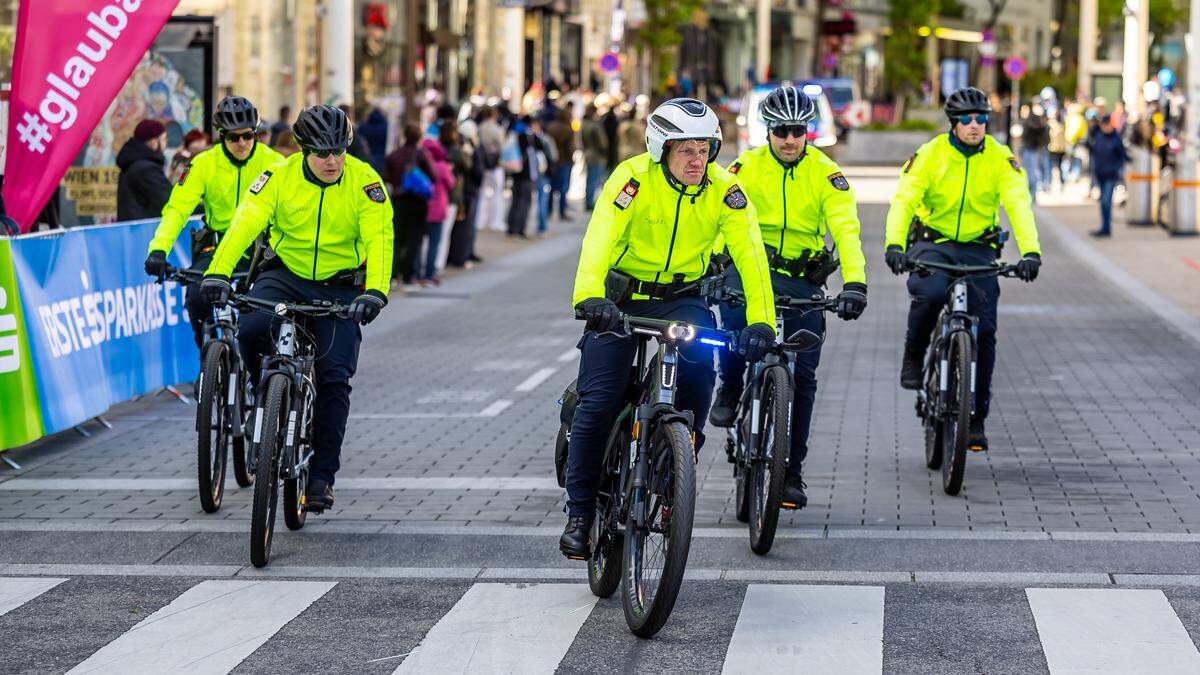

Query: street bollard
[1170,157,1200,236]
[1126,146,1158,226]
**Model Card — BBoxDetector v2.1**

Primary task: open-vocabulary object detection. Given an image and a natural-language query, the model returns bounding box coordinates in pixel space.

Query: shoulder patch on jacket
[723,185,748,209]
[248,171,272,194]
[363,181,386,203]
[1008,157,1022,173]
[177,164,191,185]
[729,161,742,174]
[613,177,640,210]
[902,153,917,174]
[828,172,850,191]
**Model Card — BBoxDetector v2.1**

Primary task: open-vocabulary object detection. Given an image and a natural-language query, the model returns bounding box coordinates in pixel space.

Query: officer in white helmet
[560,98,778,558]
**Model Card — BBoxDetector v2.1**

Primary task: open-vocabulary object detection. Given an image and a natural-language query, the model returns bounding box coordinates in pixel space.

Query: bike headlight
[665,322,696,342]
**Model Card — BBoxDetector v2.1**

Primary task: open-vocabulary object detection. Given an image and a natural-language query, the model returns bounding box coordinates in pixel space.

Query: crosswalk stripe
[0,577,67,617]
[1027,588,1200,674]
[722,584,885,675]
[65,580,335,675]
[394,583,596,674]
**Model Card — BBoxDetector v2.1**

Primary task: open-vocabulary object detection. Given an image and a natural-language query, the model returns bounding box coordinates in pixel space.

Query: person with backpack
[383,123,435,291]
[503,116,541,238]
[415,129,457,286]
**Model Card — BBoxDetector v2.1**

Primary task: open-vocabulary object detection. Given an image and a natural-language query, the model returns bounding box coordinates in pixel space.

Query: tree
[884,0,940,119]
[635,0,704,95]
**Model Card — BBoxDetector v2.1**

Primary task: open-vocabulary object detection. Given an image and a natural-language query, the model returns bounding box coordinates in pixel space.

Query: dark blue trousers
[718,269,825,474]
[565,296,717,518]
[237,267,362,485]
[905,240,1000,418]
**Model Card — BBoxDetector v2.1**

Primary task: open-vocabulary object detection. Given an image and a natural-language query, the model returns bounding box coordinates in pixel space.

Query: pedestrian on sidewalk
[530,117,556,236]
[1089,113,1129,238]
[116,119,172,221]
[580,103,608,210]
[447,119,485,268]
[1020,105,1049,202]
[477,106,508,232]
[503,116,539,239]
[357,107,390,173]
[415,131,456,286]
[546,107,577,220]
[1047,110,1067,190]
[383,123,434,290]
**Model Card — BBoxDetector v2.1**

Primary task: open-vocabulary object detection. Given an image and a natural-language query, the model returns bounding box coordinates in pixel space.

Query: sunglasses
[223,131,256,142]
[308,148,346,159]
[954,114,989,125]
[770,124,808,139]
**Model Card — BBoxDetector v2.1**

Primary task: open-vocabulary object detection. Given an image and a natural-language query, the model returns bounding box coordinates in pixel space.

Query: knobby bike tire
[196,343,230,514]
[283,378,313,531]
[621,420,696,638]
[942,332,973,495]
[749,366,791,556]
[232,367,255,488]
[733,434,750,524]
[923,347,944,471]
[588,421,628,599]
[250,374,289,568]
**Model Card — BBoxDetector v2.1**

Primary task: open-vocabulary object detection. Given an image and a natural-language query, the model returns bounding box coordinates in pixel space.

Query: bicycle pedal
[562,552,589,561]
[968,444,987,453]
[303,503,328,514]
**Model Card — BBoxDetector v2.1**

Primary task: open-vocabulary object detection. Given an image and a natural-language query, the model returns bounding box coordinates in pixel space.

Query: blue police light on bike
[699,337,727,348]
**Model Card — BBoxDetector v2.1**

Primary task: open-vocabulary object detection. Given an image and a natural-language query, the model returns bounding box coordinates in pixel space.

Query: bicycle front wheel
[196,343,230,514]
[621,420,696,638]
[941,332,973,495]
[250,373,289,567]
[232,367,255,488]
[588,422,628,599]
[749,366,790,556]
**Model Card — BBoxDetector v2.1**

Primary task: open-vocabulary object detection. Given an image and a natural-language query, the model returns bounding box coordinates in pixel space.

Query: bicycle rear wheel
[196,343,230,514]
[941,332,973,495]
[588,422,628,599]
[250,373,289,567]
[283,378,313,531]
[749,366,790,556]
[232,367,255,488]
[621,420,696,638]
[923,353,943,471]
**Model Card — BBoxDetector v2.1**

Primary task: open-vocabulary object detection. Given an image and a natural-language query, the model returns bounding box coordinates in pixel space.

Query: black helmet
[292,105,353,152]
[944,87,992,116]
[212,96,259,132]
[759,85,817,128]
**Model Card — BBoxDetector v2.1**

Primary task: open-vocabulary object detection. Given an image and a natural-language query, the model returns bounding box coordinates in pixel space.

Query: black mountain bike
[716,287,831,555]
[907,259,1017,495]
[572,311,736,638]
[237,295,350,568]
[163,267,255,514]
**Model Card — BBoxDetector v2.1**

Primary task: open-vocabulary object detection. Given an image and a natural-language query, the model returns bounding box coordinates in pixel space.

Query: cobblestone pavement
[3,169,1200,536]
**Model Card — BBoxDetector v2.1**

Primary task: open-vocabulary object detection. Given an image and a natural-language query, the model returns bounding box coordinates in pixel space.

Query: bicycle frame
[928,278,979,417]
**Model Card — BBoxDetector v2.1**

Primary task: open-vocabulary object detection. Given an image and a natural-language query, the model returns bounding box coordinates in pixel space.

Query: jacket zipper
[779,169,788,251]
[955,155,970,241]
[661,190,686,272]
[235,166,242,206]
[313,188,326,279]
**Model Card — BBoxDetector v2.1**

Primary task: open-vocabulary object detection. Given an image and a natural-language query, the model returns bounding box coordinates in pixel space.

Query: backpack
[399,150,434,199]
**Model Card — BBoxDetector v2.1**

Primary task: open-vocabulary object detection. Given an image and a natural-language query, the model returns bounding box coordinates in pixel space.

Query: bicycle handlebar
[158,264,250,285]
[234,294,352,319]
[903,259,1019,277]
[718,287,838,313]
[574,309,738,350]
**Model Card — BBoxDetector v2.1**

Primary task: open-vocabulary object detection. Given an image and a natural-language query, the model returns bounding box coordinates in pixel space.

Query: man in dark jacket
[357,108,389,172]
[1089,113,1129,238]
[116,119,172,221]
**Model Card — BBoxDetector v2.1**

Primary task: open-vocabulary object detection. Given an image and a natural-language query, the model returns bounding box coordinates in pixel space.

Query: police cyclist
[144,96,284,347]
[709,85,868,509]
[560,98,777,558]
[884,86,1042,451]
[200,105,394,511]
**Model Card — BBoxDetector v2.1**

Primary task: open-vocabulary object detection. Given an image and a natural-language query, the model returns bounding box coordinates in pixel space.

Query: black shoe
[468,255,483,263]
[968,418,988,452]
[559,515,592,560]
[781,473,807,510]
[900,347,924,390]
[1089,229,1111,238]
[304,479,334,512]
[709,385,741,428]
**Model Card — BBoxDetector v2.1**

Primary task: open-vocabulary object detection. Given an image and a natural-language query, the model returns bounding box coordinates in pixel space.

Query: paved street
[5,167,1200,671]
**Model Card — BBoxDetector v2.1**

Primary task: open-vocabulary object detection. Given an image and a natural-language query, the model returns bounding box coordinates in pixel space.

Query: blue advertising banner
[7,219,199,434]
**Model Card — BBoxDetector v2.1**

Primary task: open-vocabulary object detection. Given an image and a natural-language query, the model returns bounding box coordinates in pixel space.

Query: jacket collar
[947,131,985,157]
[301,155,344,187]
[220,139,257,167]
[660,162,709,200]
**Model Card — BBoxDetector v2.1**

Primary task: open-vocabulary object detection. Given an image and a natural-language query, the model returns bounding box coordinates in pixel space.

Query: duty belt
[909,219,1007,248]
[259,251,366,288]
[765,246,839,284]
[629,276,702,301]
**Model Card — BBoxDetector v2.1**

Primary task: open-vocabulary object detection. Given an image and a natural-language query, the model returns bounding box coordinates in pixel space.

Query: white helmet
[644,98,722,163]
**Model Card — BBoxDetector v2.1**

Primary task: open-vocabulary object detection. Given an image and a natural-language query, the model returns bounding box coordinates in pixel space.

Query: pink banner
[2,0,180,233]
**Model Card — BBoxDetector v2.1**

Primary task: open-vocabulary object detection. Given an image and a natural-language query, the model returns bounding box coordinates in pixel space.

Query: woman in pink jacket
[415,132,457,285]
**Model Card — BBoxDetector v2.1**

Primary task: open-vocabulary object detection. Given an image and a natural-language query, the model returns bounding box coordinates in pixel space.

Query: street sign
[1003,56,1026,80]
[599,51,621,75]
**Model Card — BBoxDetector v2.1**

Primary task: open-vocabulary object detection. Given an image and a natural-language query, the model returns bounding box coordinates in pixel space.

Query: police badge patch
[723,185,748,209]
[363,181,386,203]
[613,178,640,210]
[1008,157,1023,173]
[249,171,272,194]
[828,172,850,191]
